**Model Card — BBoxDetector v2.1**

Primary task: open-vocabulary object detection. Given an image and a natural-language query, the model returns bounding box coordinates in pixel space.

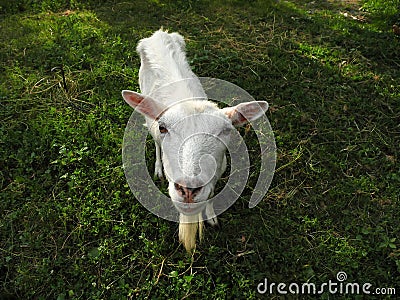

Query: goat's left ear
[222,101,269,126]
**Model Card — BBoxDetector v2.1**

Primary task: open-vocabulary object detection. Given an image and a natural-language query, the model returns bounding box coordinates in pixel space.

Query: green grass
[1,0,399,299]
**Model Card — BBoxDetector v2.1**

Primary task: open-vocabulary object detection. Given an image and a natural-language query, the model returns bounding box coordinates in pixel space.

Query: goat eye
[159,125,168,134]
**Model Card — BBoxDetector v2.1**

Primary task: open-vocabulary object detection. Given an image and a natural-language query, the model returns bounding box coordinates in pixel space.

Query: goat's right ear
[122,90,166,120]
[222,101,269,127]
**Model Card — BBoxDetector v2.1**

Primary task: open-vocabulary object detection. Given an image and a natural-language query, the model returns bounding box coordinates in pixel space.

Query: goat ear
[222,101,269,126]
[122,90,166,120]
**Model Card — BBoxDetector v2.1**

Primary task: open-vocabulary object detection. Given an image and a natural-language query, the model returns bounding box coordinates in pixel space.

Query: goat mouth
[171,200,206,215]
[181,206,194,214]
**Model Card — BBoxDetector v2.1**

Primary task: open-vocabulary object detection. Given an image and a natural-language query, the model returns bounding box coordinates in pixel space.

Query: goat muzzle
[174,182,203,203]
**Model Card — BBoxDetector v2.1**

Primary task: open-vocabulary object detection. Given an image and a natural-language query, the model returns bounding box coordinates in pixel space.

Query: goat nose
[174,183,203,203]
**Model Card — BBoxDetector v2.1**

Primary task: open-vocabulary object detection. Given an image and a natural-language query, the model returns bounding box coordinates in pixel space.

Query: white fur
[122,29,268,252]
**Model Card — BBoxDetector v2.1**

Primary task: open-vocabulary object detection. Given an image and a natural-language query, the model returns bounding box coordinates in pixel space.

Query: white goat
[122,29,268,252]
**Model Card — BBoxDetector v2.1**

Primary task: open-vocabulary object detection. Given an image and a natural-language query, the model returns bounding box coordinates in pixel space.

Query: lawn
[1,0,399,299]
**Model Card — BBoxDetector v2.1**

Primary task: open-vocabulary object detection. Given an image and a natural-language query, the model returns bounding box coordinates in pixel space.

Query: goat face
[157,101,232,215]
[122,90,268,217]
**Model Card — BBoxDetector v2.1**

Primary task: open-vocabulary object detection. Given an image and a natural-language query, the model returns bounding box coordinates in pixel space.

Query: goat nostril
[174,182,203,199]
[174,183,186,196]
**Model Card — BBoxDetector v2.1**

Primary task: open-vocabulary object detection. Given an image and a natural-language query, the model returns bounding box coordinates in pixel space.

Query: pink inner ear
[122,90,165,120]
[223,101,268,126]
[222,106,246,126]
[231,109,247,125]
[126,93,143,106]
[122,90,144,107]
